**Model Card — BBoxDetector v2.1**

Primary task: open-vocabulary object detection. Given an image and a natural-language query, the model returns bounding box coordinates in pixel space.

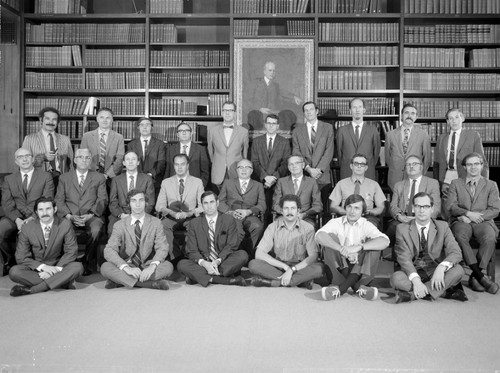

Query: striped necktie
[179,178,184,198]
[22,174,29,197]
[129,175,134,191]
[406,179,417,216]
[131,220,143,269]
[241,181,247,194]
[79,174,85,190]
[143,140,148,161]
[208,219,218,261]
[293,178,299,194]
[310,125,316,146]
[99,132,106,173]
[448,131,456,170]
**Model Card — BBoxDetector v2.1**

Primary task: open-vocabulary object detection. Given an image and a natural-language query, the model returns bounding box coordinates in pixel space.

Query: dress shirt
[264,76,271,86]
[37,220,62,272]
[401,125,413,141]
[465,175,482,186]
[266,134,276,149]
[119,214,160,270]
[407,175,422,199]
[76,170,89,183]
[21,168,35,190]
[306,120,318,142]
[126,171,138,190]
[446,128,462,168]
[351,122,364,137]
[42,129,59,171]
[239,178,251,191]
[291,174,303,190]
[140,136,152,155]
[329,177,386,211]
[223,124,233,144]
[180,141,191,155]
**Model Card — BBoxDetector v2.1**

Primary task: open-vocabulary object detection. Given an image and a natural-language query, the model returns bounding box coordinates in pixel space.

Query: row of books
[208,94,230,116]
[319,46,398,66]
[314,0,383,13]
[150,24,177,44]
[405,100,500,118]
[334,120,391,133]
[150,99,199,116]
[404,48,465,68]
[26,23,146,44]
[26,46,82,67]
[25,98,89,116]
[419,122,500,142]
[149,0,183,14]
[33,0,87,14]
[470,49,500,68]
[25,120,85,138]
[97,97,145,116]
[482,147,500,166]
[404,72,500,91]
[287,20,315,36]
[84,49,145,67]
[404,25,500,44]
[404,0,500,14]
[150,50,229,67]
[149,72,229,90]
[233,0,311,13]
[25,72,83,90]
[317,97,396,116]
[319,22,399,42]
[318,70,379,91]
[233,20,259,36]
[86,72,145,90]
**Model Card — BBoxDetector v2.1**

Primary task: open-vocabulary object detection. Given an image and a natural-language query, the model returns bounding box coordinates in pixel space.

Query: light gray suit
[80,129,125,178]
[22,130,74,174]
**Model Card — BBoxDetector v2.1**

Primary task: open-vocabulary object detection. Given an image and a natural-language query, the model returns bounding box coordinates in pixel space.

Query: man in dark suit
[446,152,500,295]
[250,114,291,222]
[164,121,210,188]
[108,151,155,236]
[336,98,380,181]
[391,192,466,303]
[292,101,334,221]
[101,189,173,290]
[0,148,54,274]
[273,155,322,228]
[218,159,266,257]
[177,191,248,287]
[55,148,108,276]
[126,117,166,196]
[80,107,125,180]
[9,197,83,297]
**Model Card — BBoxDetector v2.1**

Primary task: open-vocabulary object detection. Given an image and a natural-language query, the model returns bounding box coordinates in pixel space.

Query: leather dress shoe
[10,285,32,297]
[480,276,499,295]
[105,280,122,289]
[185,277,197,285]
[298,280,314,290]
[444,288,468,302]
[395,290,414,303]
[229,275,248,287]
[250,276,273,287]
[151,280,170,291]
[468,276,485,292]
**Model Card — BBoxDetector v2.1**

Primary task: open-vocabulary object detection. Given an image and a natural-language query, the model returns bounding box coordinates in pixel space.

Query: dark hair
[279,194,301,210]
[34,196,56,213]
[350,153,368,163]
[302,101,317,112]
[176,121,192,131]
[39,107,60,123]
[124,150,139,160]
[344,194,367,214]
[265,114,279,123]
[462,152,484,167]
[222,101,236,110]
[97,107,114,116]
[412,191,434,207]
[126,189,148,205]
[201,190,218,203]
[136,117,153,127]
[445,107,465,121]
[349,98,365,109]
[401,103,417,115]
[173,153,190,164]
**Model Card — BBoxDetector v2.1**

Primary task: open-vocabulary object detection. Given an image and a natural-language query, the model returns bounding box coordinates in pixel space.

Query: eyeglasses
[237,166,253,170]
[406,162,422,167]
[465,162,482,167]
[266,122,279,126]
[75,156,92,160]
[177,129,192,133]
[352,162,367,167]
[16,154,32,160]
[222,109,235,112]
[414,204,432,210]
[289,162,304,166]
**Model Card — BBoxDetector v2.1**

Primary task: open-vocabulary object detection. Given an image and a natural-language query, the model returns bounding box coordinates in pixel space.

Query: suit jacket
[390,176,441,219]
[385,126,432,191]
[395,219,462,277]
[218,178,266,216]
[104,214,168,267]
[1,169,54,221]
[336,122,380,180]
[273,175,323,217]
[446,177,500,233]
[155,175,204,215]
[55,170,108,217]
[185,213,240,262]
[292,121,334,185]
[127,136,166,187]
[433,129,488,182]
[22,130,74,173]
[16,216,78,268]
[250,133,290,181]
[164,142,210,187]
[80,129,125,178]
[207,124,249,185]
[109,173,155,217]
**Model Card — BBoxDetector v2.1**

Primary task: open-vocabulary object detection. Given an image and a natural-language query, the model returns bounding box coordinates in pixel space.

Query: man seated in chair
[155,153,204,261]
[329,153,386,229]
[248,194,323,289]
[446,152,500,295]
[316,194,390,301]
[391,192,466,303]
[218,159,266,258]
[101,189,173,290]
[273,155,322,228]
[177,191,248,287]
[9,197,83,297]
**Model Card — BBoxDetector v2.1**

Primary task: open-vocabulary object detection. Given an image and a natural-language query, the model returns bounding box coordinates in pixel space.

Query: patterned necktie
[448,131,456,170]
[182,144,187,154]
[143,140,148,161]
[179,178,184,198]
[22,174,28,197]
[310,125,316,146]
[419,227,427,255]
[403,128,409,155]
[99,132,106,173]
[131,220,143,269]
[293,178,299,194]
[469,180,476,197]
[48,133,56,171]
[44,225,51,248]
[241,181,247,194]
[129,175,134,191]
[208,219,218,261]
[354,179,360,195]
[268,137,273,157]
[79,174,85,190]
[355,125,360,143]
[406,179,417,216]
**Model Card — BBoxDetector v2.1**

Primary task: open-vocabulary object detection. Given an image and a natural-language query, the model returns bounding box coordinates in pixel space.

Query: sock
[338,273,361,295]
[469,264,484,280]
[30,281,49,294]
[271,280,281,287]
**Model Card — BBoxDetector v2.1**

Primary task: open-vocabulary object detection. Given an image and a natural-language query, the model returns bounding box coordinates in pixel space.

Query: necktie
[143,140,148,161]
[208,219,218,261]
[129,175,134,191]
[406,179,417,216]
[268,137,273,157]
[99,132,106,173]
[403,128,409,155]
[79,174,85,190]
[182,144,188,154]
[22,174,28,197]
[131,220,143,269]
[354,179,360,195]
[179,178,184,197]
[310,125,316,146]
[448,131,456,170]
[241,181,247,194]
[355,125,360,143]
[48,133,56,171]
[223,125,234,129]
[44,225,51,248]
[419,227,427,255]
[293,178,299,194]
[469,180,476,197]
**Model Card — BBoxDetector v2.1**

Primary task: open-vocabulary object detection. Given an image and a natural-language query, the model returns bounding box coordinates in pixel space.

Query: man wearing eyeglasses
[446,152,500,295]
[329,154,386,229]
[164,121,210,188]
[391,192,465,303]
[55,148,108,276]
[0,148,54,275]
[218,159,266,258]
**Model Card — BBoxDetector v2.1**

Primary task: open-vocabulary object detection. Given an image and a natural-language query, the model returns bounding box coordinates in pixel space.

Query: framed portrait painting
[233,38,314,131]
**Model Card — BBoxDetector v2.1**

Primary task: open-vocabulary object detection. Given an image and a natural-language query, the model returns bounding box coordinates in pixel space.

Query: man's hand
[123,266,142,279]
[80,214,94,224]
[174,212,188,220]
[39,264,61,278]
[399,215,415,223]
[431,265,446,291]
[200,259,220,275]
[411,277,429,299]
[279,268,293,287]
[234,209,251,220]
[466,211,484,224]
[45,151,56,162]
[119,213,129,220]
[307,167,322,179]
[264,176,277,188]
[458,216,472,224]
[15,218,25,231]
[139,264,156,282]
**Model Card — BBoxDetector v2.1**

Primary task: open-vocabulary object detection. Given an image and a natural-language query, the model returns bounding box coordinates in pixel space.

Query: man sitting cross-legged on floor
[248,194,323,289]
[101,189,173,291]
[315,194,390,301]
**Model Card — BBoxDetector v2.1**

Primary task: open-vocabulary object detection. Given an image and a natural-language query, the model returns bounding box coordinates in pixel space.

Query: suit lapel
[300,126,312,156]
[409,223,420,256]
[427,221,438,258]
[347,125,358,148]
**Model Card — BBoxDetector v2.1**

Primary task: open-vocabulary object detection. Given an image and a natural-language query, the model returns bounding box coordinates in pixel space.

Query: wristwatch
[291,266,297,273]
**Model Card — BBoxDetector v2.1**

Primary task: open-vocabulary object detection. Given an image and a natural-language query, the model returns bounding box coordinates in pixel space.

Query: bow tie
[223,125,234,129]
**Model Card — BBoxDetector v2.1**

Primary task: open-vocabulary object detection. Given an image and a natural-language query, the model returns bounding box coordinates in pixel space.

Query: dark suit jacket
[218,178,266,216]
[1,169,54,221]
[80,129,125,178]
[336,122,380,180]
[127,136,166,187]
[109,173,155,217]
[55,170,108,217]
[446,177,500,233]
[395,219,463,277]
[16,216,78,268]
[273,175,323,217]
[250,133,290,182]
[185,213,239,262]
[433,129,488,182]
[292,121,334,185]
[390,176,441,219]
[164,142,210,187]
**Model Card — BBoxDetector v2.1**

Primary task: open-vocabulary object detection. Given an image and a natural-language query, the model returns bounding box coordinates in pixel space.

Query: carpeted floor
[1,259,500,373]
